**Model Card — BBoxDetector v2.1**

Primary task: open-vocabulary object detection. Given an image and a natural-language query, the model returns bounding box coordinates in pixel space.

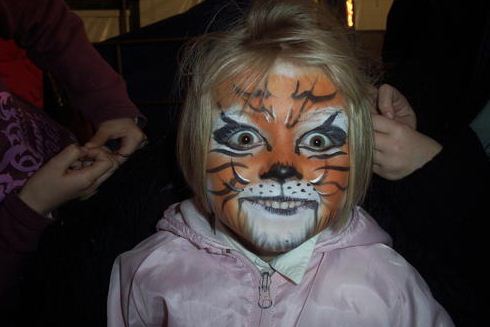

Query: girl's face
[206,62,350,255]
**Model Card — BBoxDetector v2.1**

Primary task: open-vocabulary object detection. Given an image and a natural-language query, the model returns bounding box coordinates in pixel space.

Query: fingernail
[115,152,131,158]
[138,140,149,150]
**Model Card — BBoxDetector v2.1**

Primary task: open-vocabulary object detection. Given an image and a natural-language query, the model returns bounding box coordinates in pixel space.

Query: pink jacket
[108,200,454,327]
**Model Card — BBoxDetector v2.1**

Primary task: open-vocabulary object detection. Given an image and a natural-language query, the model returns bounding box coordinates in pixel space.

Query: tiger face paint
[206,62,349,256]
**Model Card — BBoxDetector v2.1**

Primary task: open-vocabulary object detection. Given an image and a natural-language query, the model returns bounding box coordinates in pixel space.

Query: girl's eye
[238,133,253,145]
[227,130,263,150]
[299,132,333,152]
[310,135,327,148]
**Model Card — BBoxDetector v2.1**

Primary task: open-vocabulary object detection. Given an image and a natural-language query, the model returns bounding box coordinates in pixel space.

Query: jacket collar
[158,199,392,271]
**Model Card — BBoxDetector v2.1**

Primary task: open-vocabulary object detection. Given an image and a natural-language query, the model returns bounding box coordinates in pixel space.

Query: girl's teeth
[253,200,305,209]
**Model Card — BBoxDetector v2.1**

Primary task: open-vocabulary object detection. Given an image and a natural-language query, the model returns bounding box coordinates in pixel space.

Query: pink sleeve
[393,262,455,327]
[108,254,162,327]
[107,257,128,327]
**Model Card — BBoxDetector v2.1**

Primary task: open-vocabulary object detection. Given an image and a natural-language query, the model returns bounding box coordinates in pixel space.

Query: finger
[137,138,149,150]
[92,159,118,187]
[79,152,119,197]
[117,129,146,158]
[377,84,395,119]
[85,147,119,166]
[48,144,88,171]
[79,188,98,201]
[69,160,83,170]
[372,114,399,134]
[70,149,115,187]
[85,129,112,149]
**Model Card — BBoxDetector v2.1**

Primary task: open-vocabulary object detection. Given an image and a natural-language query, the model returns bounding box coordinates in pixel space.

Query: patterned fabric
[0,91,75,201]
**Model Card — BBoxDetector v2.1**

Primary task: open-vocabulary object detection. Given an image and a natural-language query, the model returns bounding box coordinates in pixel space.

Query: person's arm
[0,0,135,125]
[0,144,117,306]
[0,0,146,161]
[0,193,51,305]
[369,85,489,326]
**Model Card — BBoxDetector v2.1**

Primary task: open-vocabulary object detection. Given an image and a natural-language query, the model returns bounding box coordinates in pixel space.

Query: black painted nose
[260,164,303,183]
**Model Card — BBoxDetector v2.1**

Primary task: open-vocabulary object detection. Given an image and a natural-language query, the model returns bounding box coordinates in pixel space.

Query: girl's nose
[260,163,303,183]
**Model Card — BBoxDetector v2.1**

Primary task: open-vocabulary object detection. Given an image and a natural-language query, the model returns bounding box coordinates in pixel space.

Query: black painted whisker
[210,149,253,157]
[307,151,347,160]
[207,162,248,173]
[315,165,350,172]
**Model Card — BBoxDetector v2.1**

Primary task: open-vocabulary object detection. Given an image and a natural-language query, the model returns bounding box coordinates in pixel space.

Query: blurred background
[48,0,393,142]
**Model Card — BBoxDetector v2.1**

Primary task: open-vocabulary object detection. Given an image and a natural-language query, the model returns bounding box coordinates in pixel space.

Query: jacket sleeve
[0,192,51,307]
[108,253,166,327]
[107,257,129,327]
[391,262,455,327]
[0,0,141,126]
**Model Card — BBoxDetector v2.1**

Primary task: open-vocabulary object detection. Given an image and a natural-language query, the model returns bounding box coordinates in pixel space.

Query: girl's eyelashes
[213,114,269,151]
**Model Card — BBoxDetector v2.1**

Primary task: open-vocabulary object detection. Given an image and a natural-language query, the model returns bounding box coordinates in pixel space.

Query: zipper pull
[258,271,273,309]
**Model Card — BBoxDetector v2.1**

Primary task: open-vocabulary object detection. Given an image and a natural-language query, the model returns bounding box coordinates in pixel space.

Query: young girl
[108,1,453,326]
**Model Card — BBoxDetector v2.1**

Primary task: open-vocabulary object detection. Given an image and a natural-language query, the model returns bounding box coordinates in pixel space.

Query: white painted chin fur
[239,198,319,253]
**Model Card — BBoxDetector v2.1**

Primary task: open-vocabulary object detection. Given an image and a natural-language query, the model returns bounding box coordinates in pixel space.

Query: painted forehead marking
[222,64,341,127]
[286,79,337,128]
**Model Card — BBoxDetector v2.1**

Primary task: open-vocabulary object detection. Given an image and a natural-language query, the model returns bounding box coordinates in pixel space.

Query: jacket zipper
[258,271,273,309]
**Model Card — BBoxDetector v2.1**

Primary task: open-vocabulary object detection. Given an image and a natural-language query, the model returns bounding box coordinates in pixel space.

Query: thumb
[85,129,111,148]
[48,144,86,171]
[377,84,395,119]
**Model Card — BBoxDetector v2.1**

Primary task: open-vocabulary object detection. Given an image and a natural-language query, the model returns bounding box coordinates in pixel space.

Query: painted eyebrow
[294,111,347,153]
[212,113,272,150]
[291,80,337,103]
[233,83,274,119]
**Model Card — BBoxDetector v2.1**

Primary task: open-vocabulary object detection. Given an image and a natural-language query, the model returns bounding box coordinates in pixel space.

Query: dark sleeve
[388,126,489,231]
[0,0,142,126]
[380,126,489,326]
[0,192,51,307]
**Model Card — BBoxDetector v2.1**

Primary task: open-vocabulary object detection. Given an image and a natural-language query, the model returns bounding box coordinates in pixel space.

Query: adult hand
[85,118,146,164]
[18,144,118,216]
[375,84,416,129]
[372,84,442,180]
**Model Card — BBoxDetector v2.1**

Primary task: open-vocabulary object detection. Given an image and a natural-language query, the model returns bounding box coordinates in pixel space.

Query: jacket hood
[156,199,392,255]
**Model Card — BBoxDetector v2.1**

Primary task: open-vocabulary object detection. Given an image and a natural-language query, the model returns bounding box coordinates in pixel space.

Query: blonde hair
[177,0,374,225]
